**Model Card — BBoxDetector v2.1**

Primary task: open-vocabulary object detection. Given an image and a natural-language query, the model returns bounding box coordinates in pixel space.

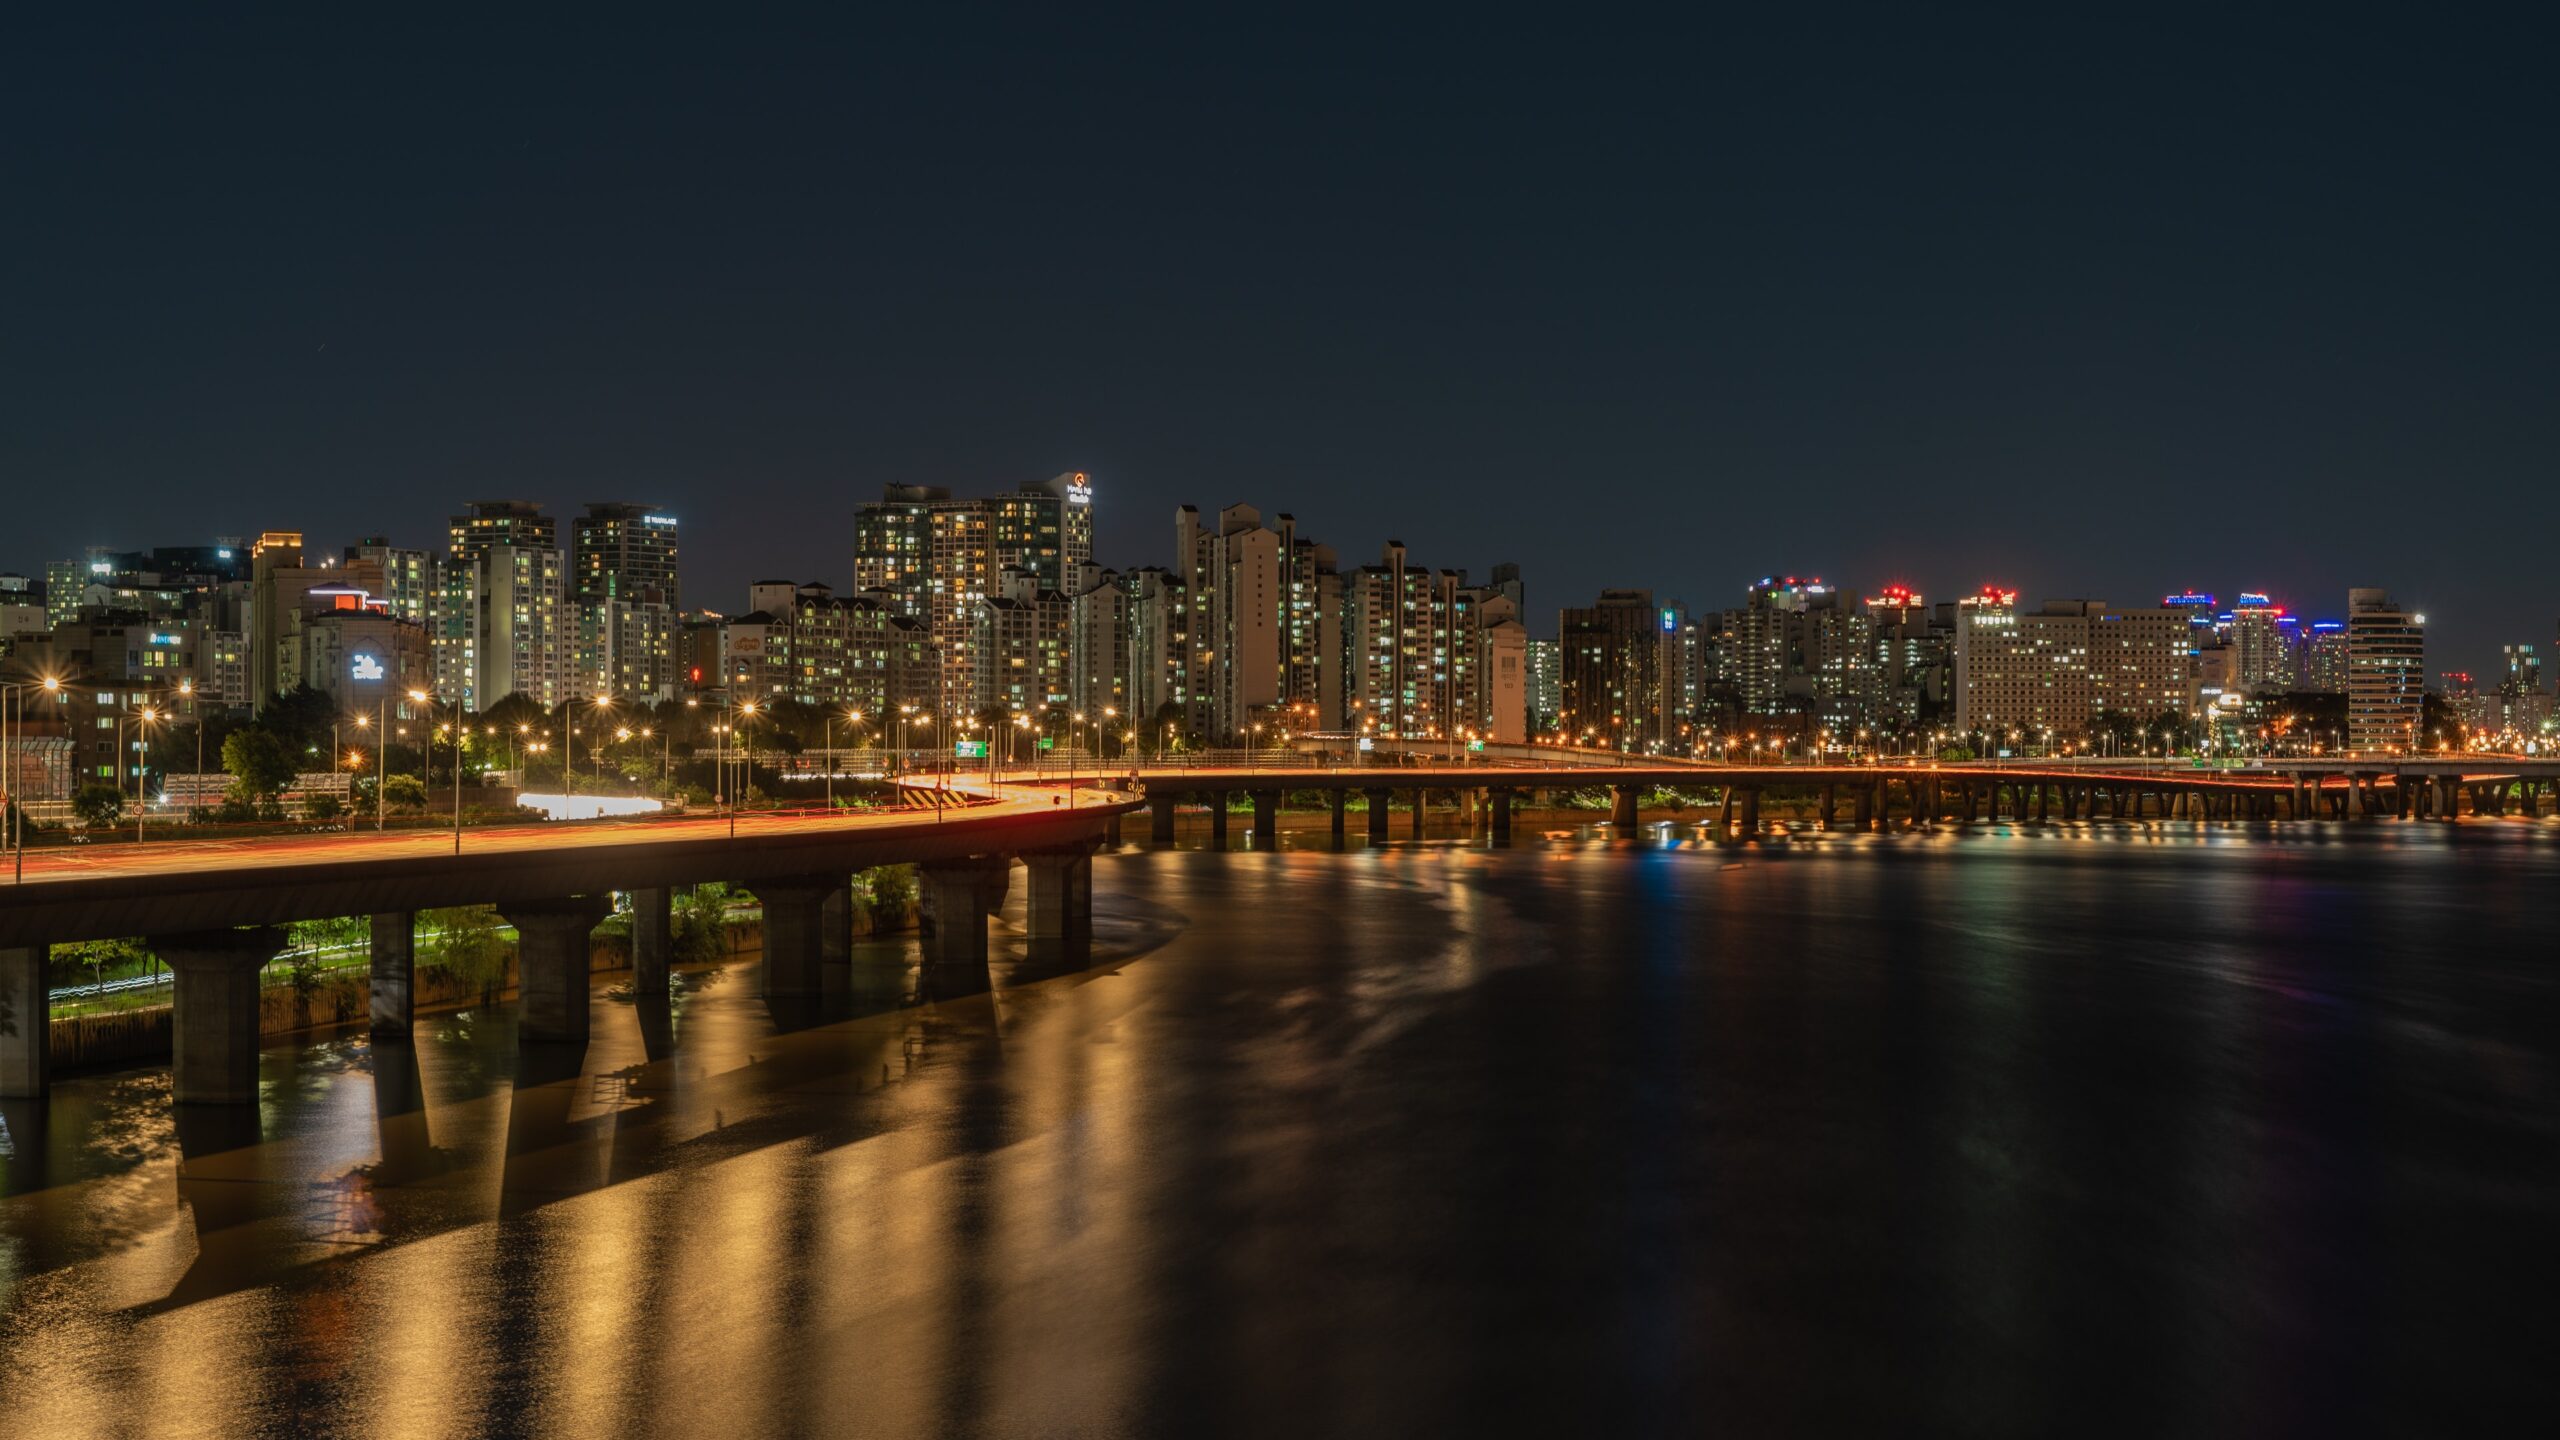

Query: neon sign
[351,653,386,682]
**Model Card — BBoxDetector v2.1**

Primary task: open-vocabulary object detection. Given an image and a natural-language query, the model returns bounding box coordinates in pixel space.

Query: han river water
[2,819,2556,1437]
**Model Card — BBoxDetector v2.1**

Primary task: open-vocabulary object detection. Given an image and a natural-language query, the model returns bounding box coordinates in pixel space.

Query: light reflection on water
[2,821,2556,1436]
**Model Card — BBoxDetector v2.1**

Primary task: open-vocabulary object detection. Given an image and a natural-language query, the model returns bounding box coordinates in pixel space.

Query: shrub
[674,883,730,964]
[865,864,916,919]
[426,905,509,992]
[72,784,124,828]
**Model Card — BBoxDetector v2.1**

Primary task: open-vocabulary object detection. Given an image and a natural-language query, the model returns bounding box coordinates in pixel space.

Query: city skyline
[8,13,2555,678]
[5,494,2544,678]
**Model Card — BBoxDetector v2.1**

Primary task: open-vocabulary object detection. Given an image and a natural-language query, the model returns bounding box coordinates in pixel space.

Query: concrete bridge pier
[1489,787,1514,843]
[1819,784,1837,830]
[2034,783,2049,823]
[1610,785,1640,829]
[1364,788,1391,843]
[1330,789,1347,844]
[822,885,854,967]
[370,911,417,1041]
[919,857,1010,996]
[1871,778,1888,832]
[1105,811,1123,846]
[630,887,674,998]
[1150,791,1177,842]
[1250,790,1279,846]
[1210,792,1231,848]
[1023,846,1096,963]
[1411,790,1428,838]
[1851,785,1874,832]
[155,926,291,1105]
[1,943,51,1098]
[749,877,846,999]
[502,898,610,1043]
[1737,787,1761,840]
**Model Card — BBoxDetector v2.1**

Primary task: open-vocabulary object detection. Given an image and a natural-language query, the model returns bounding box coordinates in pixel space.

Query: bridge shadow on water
[0,893,1188,1315]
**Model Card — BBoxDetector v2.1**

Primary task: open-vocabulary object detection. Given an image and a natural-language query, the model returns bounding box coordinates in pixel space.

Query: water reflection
[3,825,2557,1435]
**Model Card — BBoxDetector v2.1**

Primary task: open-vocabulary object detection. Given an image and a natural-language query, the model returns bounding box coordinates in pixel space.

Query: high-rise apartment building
[1177,504,1282,741]
[345,538,433,626]
[2303,621,2350,692]
[973,568,1071,717]
[571,503,680,701]
[2228,593,2296,692]
[435,502,567,711]
[1955,590,2195,737]
[1559,589,1668,751]
[854,474,1094,718]
[1735,576,1829,715]
[2345,588,2424,753]
[1525,637,1562,734]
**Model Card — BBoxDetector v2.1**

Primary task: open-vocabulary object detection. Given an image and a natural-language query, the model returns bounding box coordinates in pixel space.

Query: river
[2,821,2555,1436]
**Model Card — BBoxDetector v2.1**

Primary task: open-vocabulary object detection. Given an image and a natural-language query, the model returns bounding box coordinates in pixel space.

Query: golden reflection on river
[2,823,2556,1436]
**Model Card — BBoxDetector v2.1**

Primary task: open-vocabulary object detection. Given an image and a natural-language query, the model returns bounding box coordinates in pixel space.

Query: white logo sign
[351,653,386,682]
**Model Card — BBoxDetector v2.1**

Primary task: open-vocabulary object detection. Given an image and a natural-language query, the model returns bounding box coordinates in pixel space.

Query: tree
[72,784,124,828]
[481,691,549,736]
[223,728,297,799]
[255,685,341,763]
[383,774,429,811]
[304,792,345,821]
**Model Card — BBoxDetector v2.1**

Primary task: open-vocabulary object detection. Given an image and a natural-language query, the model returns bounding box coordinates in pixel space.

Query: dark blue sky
[6,10,2554,670]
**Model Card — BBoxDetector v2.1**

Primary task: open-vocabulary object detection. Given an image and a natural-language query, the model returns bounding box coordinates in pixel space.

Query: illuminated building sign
[89,561,113,575]
[2161,591,2217,608]
[1065,472,1093,506]
[148,633,182,646]
[644,515,678,527]
[1661,609,1676,633]
[351,653,386,682]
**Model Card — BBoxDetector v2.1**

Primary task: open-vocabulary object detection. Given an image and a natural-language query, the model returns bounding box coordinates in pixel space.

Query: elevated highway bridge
[1,780,1136,1105]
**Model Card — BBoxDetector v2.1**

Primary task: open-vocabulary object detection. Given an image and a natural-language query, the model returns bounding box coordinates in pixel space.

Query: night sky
[7,11,2554,671]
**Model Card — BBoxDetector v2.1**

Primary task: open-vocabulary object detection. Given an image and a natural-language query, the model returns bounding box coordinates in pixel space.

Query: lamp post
[730,699,761,837]
[177,678,202,821]
[125,701,165,844]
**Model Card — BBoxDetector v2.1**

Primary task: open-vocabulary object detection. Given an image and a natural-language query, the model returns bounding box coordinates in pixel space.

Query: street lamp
[730,699,761,836]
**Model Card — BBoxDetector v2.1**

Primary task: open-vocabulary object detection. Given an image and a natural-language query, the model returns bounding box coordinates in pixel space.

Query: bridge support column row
[1250,790,1278,846]
[1365,788,1391,843]
[1150,791,1177,842]
[630,886,674,998]
[1490,787,1514,842]
[750,877,844,999]
[0,943,50,1098]
[1736,787,1760,839]
[503,898,611,1044]
[1024,846,1096,964]
[147,926,290,1105]
[1412,790,1428,838]
[370,911,416,1041]
[1210,792,1230,847]
[919,857,1010,996]
[1330,788,1347,843]
[1611,785,1639,829]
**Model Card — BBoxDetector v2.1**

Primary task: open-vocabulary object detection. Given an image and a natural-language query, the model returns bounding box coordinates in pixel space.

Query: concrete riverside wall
[45,897,915,1076]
